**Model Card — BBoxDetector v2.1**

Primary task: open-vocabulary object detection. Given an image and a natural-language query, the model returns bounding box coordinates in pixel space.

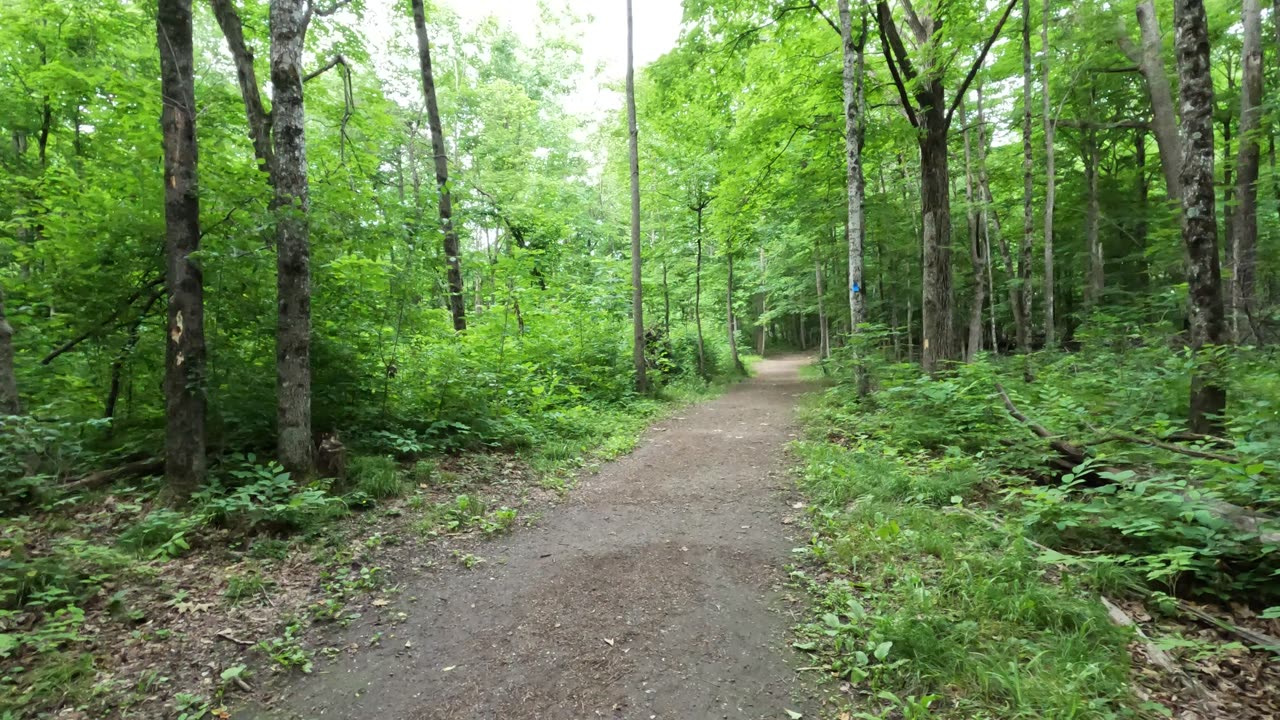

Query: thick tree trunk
[411,0,466,332]
[1234,0,1263,343]
[961,101,986,361]
[919,105,955,373]
[839,0,866,335]
[1020,0,1035,352]
[1173,0,1228,433]
[1084,129,1104,306]
[270,0,314,474]
[1041,0,1056,348]
[158,0,207,497]
[0,287,19,415]
[626,0,647,392]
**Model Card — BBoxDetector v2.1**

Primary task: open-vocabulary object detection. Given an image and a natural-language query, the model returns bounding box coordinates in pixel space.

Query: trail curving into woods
[246,356,820,720]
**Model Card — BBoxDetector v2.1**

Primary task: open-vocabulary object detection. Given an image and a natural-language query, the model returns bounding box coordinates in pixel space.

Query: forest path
[248,356,819,720]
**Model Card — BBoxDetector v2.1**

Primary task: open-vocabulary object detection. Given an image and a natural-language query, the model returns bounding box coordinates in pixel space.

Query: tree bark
[840,0,870,392]
[209,0,274,176]
[411,0,467,332]
[961,100,986,360]
[815,236,830,359]
[1233,0,1263,343]
[1020,0,1035,351]
[1134,129,1151,288]
[1041,0,1056,347]
[159,0,207,497]
[1120,0,1183,201]
[726,249,744,373]
[1173,0,1228,433]
[919,102,955,371]
[270,0,314,474]
[1084,128,1104,306]
[626,0,647,392]
[0,286,19,415]
[694,205,707,379]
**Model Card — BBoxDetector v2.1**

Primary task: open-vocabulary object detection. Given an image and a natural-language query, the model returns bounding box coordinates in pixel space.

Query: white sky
[443,0,685,116]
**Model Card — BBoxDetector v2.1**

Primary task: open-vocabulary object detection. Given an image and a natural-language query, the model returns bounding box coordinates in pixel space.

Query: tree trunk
[1173,0,1228,433]
[1134,130,1151,288]
[1084,128,1104,306]
[815,237,830,359]
[411,0,466,332]
[1020,0,1035,351]
[919,99,955,373]
[976,83,1018,351]
[270,0,314,474]
[209,0,274,176]
[0,287,19,415]
[840,0,870,391]
[694,207,707,379]
[159,0,207,497]
[626,0,647,392]
[661,256,671,338]
[727,250,744,373]
[961,101,986,361]
[1234,0,1263,343]
[1123,0,1183,201]
[1041,0,1056,348]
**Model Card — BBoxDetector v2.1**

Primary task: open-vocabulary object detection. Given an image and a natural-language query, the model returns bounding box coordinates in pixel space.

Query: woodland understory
[1,0,1279,717]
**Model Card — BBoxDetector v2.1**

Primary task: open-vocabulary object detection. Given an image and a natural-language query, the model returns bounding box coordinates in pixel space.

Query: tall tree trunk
[840,0,870,391]
[694,207,707,379]
[626,0,647,392]
[411,0,466,332]
[1135,130,1151,288]
[1121,0,1183,201]
[976,82,1019,350]
[159,0,207,496]
[1173,0,1228,433]
[209,0,274,175]
[961,101,986,360]
[1041,0,1056,348]
[1084,128,1104,306]
[1020,0,1035,351]
[815,237,830,359]
[661,256,671,338]
[0,287,19,416]
[727,249,744,373]
[271,0,314,474]
[1234,0,1263,343]
[919,99,955,373]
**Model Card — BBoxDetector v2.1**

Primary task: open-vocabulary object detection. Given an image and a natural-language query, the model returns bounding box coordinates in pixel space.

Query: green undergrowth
[791,438,1139,718]
[791,323,1280,718]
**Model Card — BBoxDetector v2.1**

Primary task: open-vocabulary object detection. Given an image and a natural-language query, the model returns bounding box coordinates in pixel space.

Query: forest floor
[239,355,824,720]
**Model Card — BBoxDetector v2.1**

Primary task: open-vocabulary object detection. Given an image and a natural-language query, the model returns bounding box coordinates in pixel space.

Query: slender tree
[1173,0,1228,433]
[158,0,207,497]
[411,0,466,332]
[626,0,647,392]
[1233,0,1263,343]
[1019,0,1035,351]
[0,287,19,415]
[1119,1,1182,201]
[839,0,870,392]
[960,99,987,360]
[1083,125,1103,306]
[270,0,314,474]
[1040,0,1055,347]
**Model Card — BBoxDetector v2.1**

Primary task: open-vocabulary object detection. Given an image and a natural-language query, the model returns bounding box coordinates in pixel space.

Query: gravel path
[246,355,818,720]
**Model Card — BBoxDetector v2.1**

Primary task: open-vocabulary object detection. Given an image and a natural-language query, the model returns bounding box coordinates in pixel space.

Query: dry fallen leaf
[603,638,615,646]
[372,598,390,607]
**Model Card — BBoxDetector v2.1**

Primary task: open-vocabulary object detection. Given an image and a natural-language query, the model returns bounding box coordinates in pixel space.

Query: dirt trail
[247,356,818,720]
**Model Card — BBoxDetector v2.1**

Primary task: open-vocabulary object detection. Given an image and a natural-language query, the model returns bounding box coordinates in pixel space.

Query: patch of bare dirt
[239,356,821,720]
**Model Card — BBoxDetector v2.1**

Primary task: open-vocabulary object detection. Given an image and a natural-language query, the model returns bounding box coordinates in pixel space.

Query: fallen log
[62,457,164,492]
[993,384,1279,544]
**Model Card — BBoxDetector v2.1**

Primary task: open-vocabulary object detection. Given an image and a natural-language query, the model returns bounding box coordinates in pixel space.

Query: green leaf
[873,641,892,661]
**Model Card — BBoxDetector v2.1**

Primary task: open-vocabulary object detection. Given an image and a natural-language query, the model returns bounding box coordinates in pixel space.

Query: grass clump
[348,455,405,499]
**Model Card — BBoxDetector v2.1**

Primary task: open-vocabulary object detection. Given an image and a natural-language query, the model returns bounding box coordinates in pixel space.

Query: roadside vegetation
[792,323,1279,719]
